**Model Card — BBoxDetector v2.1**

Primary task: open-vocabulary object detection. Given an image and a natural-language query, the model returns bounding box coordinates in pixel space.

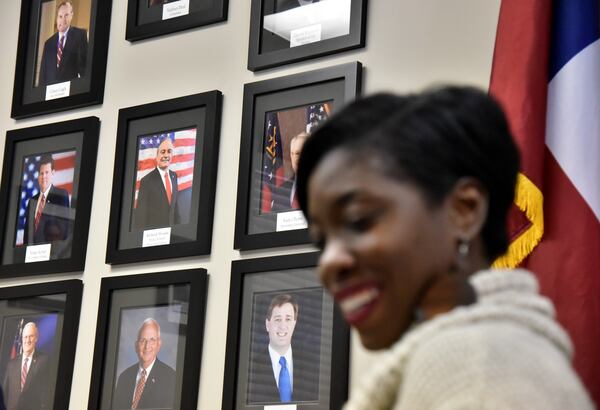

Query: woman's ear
[446,177,489,241]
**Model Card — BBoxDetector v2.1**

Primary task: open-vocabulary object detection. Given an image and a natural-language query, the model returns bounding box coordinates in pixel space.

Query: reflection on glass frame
[106,91,222,265]
[87,269,208,410]
[248,0,367,71]
[0,117,99,278]
[126,0,228,42]
[223,252,349,410]
[0,280,83,410]
[234,62,361,250]
[11,0,112,119]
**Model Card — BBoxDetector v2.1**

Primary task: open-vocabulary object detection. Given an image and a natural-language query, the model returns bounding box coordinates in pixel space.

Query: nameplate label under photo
[290,24,322,47]
[45,81,70,100]
[163,0,190,20]
[264,405,297,410]
[142,227,171,247]
[25,244,51,263]
[276,210,308,232]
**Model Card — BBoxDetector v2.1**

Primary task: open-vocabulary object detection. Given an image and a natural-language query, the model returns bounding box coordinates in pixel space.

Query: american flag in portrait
[16,151,76,246]
[306,102,331,133]
[134,128,197,207]
[9,318,24,359]
[261,112,285,213]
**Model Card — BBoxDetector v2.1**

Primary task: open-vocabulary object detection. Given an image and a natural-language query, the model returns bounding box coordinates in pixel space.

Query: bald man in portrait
[112,318,176,410]
[133,138,180,231]
[2,322,50,410]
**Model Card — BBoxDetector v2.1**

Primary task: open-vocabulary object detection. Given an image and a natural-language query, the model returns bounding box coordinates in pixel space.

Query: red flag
[490,0,600,404]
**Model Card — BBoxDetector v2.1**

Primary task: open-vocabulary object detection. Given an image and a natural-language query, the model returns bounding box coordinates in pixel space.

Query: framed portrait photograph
[88,269,208,410]
[0,117,99,278]
[223,252,349,410]
[247,0,367,71]
[11,0,112,119]
[0,280,83,410]
[105,91,222,264]
[126,0,228,41]
[234,62,361,250]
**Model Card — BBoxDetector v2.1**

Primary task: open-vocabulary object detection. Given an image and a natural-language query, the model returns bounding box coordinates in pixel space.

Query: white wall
[0,0,500,408]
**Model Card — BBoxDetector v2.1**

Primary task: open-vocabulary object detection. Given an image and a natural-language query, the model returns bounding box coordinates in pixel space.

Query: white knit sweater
[344,269,595,410]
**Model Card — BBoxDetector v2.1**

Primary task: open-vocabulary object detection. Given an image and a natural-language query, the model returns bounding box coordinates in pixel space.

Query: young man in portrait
[2,322,50,410]
[247,294,319,404]
[22,154,70,246]
[39,1,88,86]
[112,318,176,410]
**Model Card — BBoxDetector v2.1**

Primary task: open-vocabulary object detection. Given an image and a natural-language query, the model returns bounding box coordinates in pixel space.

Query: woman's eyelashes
[345,209,382,233]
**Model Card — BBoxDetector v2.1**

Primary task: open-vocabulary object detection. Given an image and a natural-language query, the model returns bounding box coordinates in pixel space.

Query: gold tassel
[493,173,544,268]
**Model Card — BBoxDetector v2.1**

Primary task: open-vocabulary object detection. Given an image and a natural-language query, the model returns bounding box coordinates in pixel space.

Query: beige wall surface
[0,0,500,408]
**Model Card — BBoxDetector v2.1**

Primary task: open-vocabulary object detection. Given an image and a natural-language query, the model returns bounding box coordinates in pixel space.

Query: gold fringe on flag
[492,172,544,268]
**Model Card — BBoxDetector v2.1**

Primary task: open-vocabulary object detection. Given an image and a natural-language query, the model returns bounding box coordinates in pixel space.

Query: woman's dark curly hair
[296,86,520,261]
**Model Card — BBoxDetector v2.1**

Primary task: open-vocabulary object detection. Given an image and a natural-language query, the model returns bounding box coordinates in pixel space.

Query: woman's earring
[458,240,470,257]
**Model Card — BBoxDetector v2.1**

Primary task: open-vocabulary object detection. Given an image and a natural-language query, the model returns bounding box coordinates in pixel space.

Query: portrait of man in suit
[272,131,309,212]
[247,294,319,404]
[112,318,176,410]
[2,322,50,410]
[39,1,88,86]
[22,154,70,246]
[133,138,181,231]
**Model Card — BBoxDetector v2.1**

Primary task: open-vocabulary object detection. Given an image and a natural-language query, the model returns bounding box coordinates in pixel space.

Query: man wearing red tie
[112,319,176,410]
[134,138,180,230]
[23,155,70,246]
[2,322,50,410]
[39,1,88,86]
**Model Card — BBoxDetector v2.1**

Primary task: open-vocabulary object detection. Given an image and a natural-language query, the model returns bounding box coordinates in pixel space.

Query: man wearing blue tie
[247,294,319,404]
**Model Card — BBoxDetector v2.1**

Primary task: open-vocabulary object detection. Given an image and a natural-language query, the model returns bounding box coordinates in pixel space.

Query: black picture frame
[88,269,208,410]
[248,0,367,71]
[0,280,83,410]
[106,91,222,264]
[0,117,100,278]
[223,252,349,410]
[126,0,228,41]
[234,62,361,250]
[11,0,112,119]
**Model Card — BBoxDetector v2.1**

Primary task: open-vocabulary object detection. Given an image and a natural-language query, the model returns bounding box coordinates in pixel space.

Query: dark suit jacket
[2,352,50,410]
[134,168,180,230]
[149,0,176,5]
[23,185,70,246]
[276,0,319,12]
[271,178,299,212]
[247,344,320,404]
[112,359,176,410]
[39,26,88,86]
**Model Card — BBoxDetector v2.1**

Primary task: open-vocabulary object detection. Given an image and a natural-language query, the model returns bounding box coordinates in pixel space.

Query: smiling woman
[296,87,594,409]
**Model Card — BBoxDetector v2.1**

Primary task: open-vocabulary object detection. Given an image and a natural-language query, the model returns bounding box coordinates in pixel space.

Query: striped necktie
[21,357,29,391]
[34,194,46,232]
[57,35,65,68]
[131,369,147,410]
